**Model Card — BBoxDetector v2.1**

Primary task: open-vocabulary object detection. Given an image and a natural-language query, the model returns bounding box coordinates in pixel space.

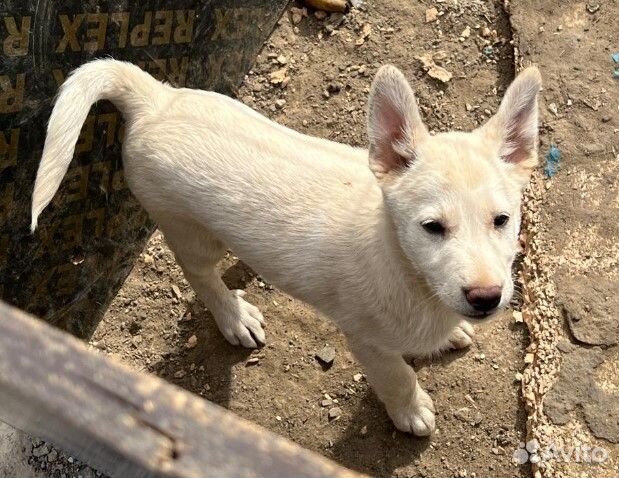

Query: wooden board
[0,300,364,478]
[0,0,289,337]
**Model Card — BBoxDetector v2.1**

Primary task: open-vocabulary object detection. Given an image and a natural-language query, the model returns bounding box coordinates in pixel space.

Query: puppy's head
[367,65,541,319]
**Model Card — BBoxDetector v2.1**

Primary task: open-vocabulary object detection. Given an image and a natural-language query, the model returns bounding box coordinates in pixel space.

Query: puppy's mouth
[462,310,497,321]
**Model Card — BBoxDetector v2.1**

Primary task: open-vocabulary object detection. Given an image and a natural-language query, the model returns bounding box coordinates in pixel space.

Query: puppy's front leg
[444,320,475,351]
[349,339,436,436]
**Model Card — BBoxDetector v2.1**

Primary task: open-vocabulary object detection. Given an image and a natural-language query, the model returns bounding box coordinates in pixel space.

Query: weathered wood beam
[0,301,364,478]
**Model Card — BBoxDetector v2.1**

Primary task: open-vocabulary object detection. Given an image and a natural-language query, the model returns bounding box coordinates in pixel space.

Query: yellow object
[304,0,347,13]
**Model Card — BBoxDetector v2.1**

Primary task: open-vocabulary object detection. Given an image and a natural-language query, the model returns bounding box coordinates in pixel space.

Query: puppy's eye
[422,220,446,235]
[494,214,510,228]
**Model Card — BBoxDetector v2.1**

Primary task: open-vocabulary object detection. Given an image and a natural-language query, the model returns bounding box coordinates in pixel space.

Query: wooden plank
[0,301,364,478]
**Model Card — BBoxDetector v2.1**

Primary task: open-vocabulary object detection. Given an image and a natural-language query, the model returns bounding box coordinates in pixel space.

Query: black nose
[463,286,502,313]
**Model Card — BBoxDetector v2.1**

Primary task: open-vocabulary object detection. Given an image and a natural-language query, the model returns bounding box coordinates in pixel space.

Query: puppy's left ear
[480,66,542,180]
[367,65,429,180]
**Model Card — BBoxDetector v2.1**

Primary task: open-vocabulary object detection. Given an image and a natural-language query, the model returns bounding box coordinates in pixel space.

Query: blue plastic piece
[612,52,619,63]
[544,145,561,178]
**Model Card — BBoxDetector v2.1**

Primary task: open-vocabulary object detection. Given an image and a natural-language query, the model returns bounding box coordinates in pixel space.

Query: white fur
[31,60,541,436]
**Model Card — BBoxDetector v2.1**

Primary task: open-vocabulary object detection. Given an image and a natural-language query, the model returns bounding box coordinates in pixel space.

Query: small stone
[515,372,524,381]
[246,357,260,366]
[275,99,286,108]
[360,425,368,436]
[316,346,336,366]
[417,53,452,83]
[270,68,289,85]
[174,369,186,379]
[524,353,534,364]
[465,103,473,112]
[460,26,471,39]
[328,407,342,420]
[356,23,371,45]
[425,7,438,23]
[321,398,333,407]
[314,10,327,20]
[291,11,303,25]
[185,335,198,349]
[171,284,182,299]
[324,12,345,34]
[453,407,471,422]
[473,411,483,425]
[481,26,491,37]
[513,311,524,323]
[276,55,287,65]
[143,254,154,265]
[32,445,49,458]
[353,373,364,382]
[47,450,58,462]
[583,143,605,155]
[548,102,559,116]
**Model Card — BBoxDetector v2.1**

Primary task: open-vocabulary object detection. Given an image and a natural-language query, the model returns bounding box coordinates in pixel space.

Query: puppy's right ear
[367,65,428,180]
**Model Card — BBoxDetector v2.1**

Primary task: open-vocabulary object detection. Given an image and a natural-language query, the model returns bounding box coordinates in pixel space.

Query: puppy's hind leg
[159,218,265,348]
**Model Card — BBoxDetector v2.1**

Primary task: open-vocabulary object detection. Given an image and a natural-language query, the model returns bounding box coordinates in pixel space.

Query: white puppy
[32,60,541,436]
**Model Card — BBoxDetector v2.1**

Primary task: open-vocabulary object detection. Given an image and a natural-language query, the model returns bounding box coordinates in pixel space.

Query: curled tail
[31,59,164,232]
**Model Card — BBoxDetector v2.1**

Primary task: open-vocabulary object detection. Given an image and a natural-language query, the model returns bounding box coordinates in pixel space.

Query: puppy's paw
[216,290,265,348]
[387,386,436,437]
[446,320,475,350]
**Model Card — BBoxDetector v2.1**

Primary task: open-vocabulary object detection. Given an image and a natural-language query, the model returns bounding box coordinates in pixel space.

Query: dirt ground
[3,0,617,477]
[508,1,619,477]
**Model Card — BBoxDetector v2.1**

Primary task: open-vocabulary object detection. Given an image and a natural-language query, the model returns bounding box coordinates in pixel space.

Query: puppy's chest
[385,307,458,356]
